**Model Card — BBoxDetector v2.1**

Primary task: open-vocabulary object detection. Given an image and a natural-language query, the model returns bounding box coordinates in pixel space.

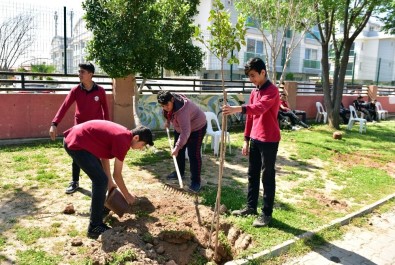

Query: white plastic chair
[347,105,367,133]
[375,101,388,120]
[204,112,231,156]
[315,102,328,123]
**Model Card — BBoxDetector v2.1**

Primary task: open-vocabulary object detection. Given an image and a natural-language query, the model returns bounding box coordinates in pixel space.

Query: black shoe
[252,214,272,227]
[65,181,79,194]
[231,207,258,216]
[87,223,111,239]
[299,121,310,128]
[166,171,185,180]
[188,183,201,193]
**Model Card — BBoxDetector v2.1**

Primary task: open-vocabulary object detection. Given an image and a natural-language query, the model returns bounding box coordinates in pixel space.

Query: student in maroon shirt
[63,120,154,238]
[279,93,309,129]
[49,63,110,194]
[157,91,207,193]
[222,57,280,227]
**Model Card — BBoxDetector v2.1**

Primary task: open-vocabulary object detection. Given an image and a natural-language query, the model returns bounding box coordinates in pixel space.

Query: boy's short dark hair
[79,62,95,74]
[157,91,174,105]
[244,57,266,75]
[131,126,154,146]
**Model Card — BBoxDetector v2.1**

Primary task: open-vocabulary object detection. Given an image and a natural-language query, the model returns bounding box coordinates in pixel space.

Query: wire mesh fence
[1,0,394,86]
[0,0,85,74]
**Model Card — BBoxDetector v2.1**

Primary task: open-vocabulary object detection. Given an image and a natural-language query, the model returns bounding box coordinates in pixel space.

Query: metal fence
[1,1,395,86]
[1,71,394,96]
[0,71,255,93]
[0,1,85,74]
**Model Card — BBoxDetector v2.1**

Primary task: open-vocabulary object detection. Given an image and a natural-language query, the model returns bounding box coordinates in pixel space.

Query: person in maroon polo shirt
[279,93,309,129]
[63,120,154,238]
[222,57,281,227]
[49,63,110,194]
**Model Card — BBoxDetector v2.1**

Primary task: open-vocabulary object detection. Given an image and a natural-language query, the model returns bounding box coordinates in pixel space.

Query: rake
[162,127,189,195]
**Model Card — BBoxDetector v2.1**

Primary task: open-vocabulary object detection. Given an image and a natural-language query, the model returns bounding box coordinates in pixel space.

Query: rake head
[163,183,198,198]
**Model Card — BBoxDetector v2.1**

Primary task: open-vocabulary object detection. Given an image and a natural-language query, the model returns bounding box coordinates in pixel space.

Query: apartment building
[49,1,393,84]
[194,0,322,81]
[348,20,395,84]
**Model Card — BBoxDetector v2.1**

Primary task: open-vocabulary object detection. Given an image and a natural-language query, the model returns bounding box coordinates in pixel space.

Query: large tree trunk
[112,75,136,129]
[321,43,333,123]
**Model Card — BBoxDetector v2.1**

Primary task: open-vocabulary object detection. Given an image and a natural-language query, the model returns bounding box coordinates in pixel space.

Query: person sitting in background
[279,93,309,129]
[278,111,292,130]
[368,99,378,121]
[353,96,377,122]
[339,102,350,124]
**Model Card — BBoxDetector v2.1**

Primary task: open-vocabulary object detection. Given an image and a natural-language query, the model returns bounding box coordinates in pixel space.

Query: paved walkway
[283,205,395,265]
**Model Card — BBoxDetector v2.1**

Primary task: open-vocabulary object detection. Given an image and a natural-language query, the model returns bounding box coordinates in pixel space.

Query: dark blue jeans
[174,124,207,186]
[64,142,108,226]
[247,139,279,217]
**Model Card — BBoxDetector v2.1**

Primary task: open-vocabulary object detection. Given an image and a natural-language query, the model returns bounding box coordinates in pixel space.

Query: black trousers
[72,160,81,182]
[247,139,279,217]
[174,124,207,185]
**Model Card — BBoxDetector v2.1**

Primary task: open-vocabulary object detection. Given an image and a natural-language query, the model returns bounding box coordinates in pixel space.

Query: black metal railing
[0,71,255,94]
[1,71,394,95]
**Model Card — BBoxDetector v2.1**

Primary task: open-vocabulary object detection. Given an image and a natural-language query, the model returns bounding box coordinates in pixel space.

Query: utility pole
[376,58,381,85]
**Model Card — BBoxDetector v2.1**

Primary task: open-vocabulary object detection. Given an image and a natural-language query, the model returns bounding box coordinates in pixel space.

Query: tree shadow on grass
[0,188,39,229]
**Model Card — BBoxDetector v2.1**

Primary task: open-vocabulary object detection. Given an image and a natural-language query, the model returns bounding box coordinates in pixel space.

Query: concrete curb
[225,193,395,265]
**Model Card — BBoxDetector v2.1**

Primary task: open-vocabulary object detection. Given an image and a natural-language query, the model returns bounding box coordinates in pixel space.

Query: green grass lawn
[0,120,394,264]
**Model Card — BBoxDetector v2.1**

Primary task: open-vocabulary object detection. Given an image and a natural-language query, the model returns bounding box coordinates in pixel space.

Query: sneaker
[231,207,258,216]
[166,171,185,180]
[252,214,272,227]
[87,223,111,239]
[65,181,79,194]
[188,183,201,193]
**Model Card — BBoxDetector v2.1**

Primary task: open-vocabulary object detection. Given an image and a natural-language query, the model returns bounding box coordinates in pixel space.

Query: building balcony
[244,52,265,64]
[303,59,321,69]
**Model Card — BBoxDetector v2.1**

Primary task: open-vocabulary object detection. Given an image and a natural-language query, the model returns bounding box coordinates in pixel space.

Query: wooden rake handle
[166,128,184,189]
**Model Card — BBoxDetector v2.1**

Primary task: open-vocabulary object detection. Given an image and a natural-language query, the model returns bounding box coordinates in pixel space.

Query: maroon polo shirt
[52,83,110,125]
[64,120,132,161]
[244,80,281,143]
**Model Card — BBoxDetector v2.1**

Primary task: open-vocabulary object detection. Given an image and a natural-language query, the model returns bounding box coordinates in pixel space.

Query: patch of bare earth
[2,143,393,265]
[0,155,253,265]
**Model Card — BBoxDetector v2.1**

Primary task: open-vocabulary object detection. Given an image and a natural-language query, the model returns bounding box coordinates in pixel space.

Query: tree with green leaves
[308,0,385,129]
[195,0,246,90]
[379,1,395,34]
[83,0,203,127]
[30,63,56,80]
[235,0,315,84]
[194,0,246,262]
